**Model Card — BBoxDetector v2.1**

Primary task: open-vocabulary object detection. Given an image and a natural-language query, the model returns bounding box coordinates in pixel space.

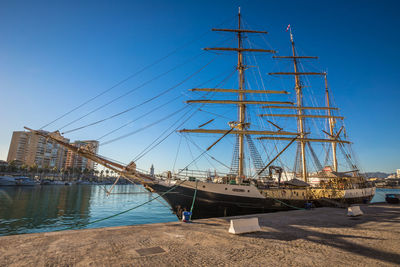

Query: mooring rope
[56,180,187,231]
[189,180,198,220]
[272,198,306,210]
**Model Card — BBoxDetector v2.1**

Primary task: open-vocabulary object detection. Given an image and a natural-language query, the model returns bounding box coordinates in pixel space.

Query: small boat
[385,194,400,204]
[40,179,52,185]
[0,176,18,186]
[0,176,37,186]
[14,176,38,186]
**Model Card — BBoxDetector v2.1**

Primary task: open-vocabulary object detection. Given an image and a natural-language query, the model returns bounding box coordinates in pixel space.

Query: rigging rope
[185,134,230,170]
[131,68,237,161]
[58,35,235,131]
[59,52,216,134]
[172,134,183,172]
[185,134,200,170]
[41,16,235,130]
[97,94,183,141]
[100,105,188,146]
[245,37,292,174]
[64,54,219,135]
[133,107,198,161]
[98,67,236,141]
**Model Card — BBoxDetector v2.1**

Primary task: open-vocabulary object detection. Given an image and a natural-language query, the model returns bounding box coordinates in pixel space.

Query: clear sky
[0,0,399,173]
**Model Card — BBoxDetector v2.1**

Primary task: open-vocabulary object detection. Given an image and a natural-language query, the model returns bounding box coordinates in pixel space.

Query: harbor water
[0,185,397,236]
[0,184,177,236]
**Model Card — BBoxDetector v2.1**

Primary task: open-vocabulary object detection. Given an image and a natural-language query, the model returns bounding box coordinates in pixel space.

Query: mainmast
[325,75,338,171]
[289,31,307,181]
[267,27,325,182]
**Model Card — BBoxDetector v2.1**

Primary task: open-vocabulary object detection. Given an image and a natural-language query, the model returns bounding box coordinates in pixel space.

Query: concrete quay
[1,204,399,266]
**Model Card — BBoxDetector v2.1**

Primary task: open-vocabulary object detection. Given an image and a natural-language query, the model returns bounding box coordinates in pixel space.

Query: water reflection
[0,185,177,236]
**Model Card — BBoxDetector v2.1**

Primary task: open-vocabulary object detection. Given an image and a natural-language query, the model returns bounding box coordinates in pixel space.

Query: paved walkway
[1,204,399,266]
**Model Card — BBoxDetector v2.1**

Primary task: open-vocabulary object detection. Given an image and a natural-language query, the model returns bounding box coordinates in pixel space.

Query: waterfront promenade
[1,204,399,266]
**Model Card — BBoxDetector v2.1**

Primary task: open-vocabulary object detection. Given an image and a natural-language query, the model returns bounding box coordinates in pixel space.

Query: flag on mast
[286,24,291,32]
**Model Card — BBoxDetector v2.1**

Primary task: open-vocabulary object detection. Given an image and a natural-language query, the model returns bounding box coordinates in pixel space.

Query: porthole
[225,188,227,190]
[202,185,205,188]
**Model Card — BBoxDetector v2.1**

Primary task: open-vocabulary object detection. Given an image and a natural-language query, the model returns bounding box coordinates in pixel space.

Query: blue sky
[0,0,399,173]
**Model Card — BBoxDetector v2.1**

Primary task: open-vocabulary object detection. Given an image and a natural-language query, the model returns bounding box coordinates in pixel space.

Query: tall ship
[25,10,375,219]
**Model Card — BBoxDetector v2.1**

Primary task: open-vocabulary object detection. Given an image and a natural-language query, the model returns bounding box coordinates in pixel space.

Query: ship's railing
[150,169,231,182]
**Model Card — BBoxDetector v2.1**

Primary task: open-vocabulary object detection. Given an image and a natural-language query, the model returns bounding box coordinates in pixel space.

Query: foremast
[237,8,245,178]
[181,8,292,179]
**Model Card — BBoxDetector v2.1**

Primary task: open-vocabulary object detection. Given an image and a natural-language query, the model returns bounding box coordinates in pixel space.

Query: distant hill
[362,172,392,179]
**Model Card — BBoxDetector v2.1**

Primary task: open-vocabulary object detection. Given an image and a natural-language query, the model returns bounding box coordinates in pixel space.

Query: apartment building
[7,130,69,169]
[64,140,99,171]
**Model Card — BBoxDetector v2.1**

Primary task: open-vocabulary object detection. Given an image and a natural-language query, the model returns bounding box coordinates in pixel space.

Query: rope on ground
[272,198,306,210]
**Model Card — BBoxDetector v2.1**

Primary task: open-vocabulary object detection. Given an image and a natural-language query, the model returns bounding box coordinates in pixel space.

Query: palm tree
[66,167,73,180]
[74,167,82,180]
[29,164,38,176]
[60,168,65,180]
[52,167,58,180]
[20,164,28,175]
[8,160,19,173]
[43,165,50,180]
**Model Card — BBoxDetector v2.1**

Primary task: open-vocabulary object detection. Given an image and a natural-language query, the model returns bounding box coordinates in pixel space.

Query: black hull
[150,183,374,219]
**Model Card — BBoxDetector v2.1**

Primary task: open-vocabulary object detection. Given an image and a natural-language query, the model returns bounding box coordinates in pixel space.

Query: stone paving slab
[1,204,399,266]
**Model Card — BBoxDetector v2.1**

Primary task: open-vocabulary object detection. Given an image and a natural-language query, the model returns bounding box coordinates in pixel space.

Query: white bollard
[228,217,261,234]
[347,205,363,216]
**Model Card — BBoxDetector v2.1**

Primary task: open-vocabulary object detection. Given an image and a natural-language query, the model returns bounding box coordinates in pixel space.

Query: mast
[268,27,326,182]
[290,31,307,181]
[325,75,338,171]
[237,7,246,178]
[182,8,282,179]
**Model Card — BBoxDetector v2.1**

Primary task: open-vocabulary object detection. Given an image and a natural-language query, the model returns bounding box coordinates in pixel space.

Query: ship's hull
[151,183,284,219]
[149,181,375,219]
